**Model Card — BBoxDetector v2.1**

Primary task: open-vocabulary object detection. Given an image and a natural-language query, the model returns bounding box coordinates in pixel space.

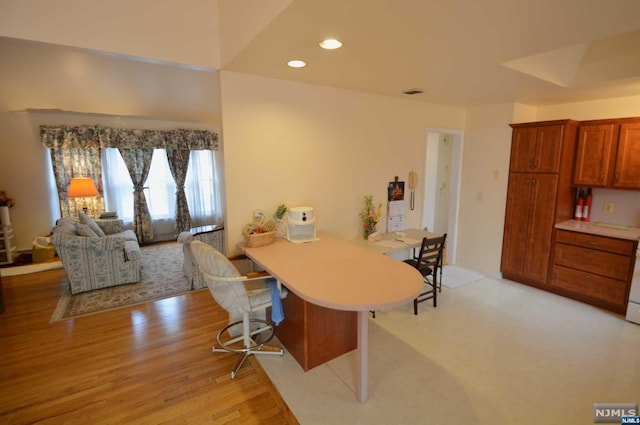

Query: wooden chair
[403,234,447,314]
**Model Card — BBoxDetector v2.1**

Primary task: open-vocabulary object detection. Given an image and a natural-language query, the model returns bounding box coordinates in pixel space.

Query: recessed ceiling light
[287,60,307,68]
[319,39,342,50]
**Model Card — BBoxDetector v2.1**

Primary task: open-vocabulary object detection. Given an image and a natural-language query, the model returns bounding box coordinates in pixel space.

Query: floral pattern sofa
[50,214,141,294]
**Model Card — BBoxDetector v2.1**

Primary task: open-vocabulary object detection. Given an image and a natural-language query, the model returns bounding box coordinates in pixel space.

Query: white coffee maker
[286,206,318,243]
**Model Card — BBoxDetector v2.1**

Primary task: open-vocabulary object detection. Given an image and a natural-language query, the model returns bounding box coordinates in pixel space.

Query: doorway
[422,129,463,264]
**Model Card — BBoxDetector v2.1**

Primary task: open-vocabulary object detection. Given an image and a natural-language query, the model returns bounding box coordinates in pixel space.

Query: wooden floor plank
[0,269,298,424]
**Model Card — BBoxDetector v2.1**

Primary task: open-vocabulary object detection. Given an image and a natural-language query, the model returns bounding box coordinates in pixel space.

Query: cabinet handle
[585,274,592,280]
[589,242,597,246]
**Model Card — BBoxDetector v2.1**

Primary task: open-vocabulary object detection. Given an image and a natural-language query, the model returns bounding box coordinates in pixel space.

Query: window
[186,149,221,227]
[102,148,222,240]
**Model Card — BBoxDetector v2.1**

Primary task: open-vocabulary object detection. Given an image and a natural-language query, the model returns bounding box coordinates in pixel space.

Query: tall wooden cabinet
[501,120,578,287]
[574,118,640,189]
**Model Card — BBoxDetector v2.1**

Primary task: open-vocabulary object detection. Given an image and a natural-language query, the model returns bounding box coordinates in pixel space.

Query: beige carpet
[50,242,192,322]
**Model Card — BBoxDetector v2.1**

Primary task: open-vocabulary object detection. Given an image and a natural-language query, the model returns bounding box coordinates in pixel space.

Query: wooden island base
[272,289,358,371]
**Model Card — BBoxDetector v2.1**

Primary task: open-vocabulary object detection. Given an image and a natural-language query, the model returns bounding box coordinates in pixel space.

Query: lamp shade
[67,178,99,198]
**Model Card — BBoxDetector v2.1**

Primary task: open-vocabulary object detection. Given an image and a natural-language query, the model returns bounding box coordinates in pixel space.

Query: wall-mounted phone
[408,171,417,210]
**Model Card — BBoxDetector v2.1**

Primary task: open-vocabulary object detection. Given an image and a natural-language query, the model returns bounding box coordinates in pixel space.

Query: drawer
[551,265,628,306]
[554,243,632,281]
[555,229,635,255]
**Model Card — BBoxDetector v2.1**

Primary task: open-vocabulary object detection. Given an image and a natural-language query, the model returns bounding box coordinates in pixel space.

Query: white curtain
[186,149,223,227]
[102,148,223,241]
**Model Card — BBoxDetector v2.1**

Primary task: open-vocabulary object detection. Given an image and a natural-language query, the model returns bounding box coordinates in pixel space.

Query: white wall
[219,71,466,254]
[455,103,516,276]
[534,95,640,121]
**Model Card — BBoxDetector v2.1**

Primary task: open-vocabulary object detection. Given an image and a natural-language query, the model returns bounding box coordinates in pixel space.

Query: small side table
[179,224,225,291]
[0,224,17,265]
[189,224,225,254]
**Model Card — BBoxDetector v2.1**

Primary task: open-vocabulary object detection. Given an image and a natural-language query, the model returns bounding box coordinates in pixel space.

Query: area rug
[50,242,192,322]
[440,265,484,288]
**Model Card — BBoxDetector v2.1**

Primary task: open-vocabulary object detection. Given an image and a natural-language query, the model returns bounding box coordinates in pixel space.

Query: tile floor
[257,276,640,425]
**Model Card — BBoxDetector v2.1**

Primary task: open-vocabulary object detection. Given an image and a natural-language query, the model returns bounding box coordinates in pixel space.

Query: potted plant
[0,190,14,226]
[359,195,382,239]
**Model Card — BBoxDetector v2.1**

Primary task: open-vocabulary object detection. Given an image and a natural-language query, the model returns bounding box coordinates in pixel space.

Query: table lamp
[67,177,99,214]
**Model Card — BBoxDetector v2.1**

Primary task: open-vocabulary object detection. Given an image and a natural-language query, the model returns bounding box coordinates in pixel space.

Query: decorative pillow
[76,222,98,237]
[79,212,106,237]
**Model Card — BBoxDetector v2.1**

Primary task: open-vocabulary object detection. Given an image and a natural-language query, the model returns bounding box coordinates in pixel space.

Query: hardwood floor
[0,269,298,424]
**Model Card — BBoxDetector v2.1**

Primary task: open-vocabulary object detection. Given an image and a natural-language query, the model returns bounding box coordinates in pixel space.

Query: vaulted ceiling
[224,0,640,107]
[2,0,640,122]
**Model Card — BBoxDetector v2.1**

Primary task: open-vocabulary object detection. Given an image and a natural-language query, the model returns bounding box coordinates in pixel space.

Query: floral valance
[40,125,218,151]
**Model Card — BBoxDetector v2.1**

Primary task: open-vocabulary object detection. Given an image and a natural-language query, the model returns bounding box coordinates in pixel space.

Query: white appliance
[286,206,318,243]
[625,246,640,324]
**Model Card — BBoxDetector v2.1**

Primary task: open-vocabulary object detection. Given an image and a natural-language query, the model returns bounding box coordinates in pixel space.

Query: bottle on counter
[582,188,593,222]
[574,189,585,221]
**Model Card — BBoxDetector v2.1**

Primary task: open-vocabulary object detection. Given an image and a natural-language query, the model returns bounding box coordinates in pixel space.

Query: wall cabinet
[509,124,565,173]
[501,120,578,287]
[551,229,636,314]
[614,122,640,189]
[574,119,640,189]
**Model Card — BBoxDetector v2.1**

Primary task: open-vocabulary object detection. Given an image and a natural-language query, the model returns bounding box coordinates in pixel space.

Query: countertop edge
[555,220,640,241]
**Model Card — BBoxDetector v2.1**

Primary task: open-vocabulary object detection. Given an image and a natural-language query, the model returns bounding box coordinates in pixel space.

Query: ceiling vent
[402,88,423,95]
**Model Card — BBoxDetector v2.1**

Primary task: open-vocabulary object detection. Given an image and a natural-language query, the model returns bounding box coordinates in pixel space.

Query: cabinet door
[553,243,632,281]
[613,122,640,189]
[509,127,537,172]
[522,174,558,284]
[534,125,564,173]
[509,125,563,173]
[551,265,628,308]
[573,123,617,187]
[501,173,532,276]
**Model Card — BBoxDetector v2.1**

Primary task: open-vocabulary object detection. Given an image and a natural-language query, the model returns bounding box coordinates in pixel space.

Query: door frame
[422,128,464,265]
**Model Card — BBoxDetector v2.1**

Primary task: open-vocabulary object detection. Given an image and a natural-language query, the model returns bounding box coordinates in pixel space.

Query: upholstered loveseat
[50,214,141,294]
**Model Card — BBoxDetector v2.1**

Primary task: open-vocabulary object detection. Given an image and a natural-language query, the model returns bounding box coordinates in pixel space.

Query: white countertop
[349,228,440,255]
[242,231,423,311]
[555,220,640,241]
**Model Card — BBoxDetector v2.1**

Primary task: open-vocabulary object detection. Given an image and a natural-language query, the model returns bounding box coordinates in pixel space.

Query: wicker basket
[243,230,276,248]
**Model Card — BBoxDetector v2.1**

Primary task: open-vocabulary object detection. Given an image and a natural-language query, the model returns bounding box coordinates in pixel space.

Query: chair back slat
[416,235,446,271]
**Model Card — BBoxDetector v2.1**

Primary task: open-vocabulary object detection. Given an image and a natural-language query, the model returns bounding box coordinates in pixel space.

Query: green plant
[359,195,382,228]
[244,204,288,235]
[273,204,288,220]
